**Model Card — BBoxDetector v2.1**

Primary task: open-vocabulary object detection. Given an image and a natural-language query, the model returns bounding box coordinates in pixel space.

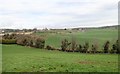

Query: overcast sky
[0,0,119,29]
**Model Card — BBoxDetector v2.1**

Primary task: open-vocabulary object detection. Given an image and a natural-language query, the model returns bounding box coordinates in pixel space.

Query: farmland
[35,28,118,51]
[2,28,119,72]
[2,44,118,72]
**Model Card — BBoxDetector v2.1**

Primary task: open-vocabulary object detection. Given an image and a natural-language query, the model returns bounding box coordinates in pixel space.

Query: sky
[0,0,119,29]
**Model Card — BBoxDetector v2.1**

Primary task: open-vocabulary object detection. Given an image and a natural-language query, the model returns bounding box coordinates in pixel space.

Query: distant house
[0,29,4,33]
[78,28,85,32]
[0,30,5,36]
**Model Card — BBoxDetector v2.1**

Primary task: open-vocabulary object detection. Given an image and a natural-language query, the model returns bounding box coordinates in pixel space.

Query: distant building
[78,28,85,32]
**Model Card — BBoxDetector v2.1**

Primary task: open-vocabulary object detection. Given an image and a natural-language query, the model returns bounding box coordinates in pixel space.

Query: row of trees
[1,34,45,49]
[1,34,119,54]
[61,39,119,54]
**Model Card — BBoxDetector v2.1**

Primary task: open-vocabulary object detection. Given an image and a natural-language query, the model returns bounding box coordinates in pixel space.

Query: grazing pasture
[35,28,118,51]
[2,44,118,72]
[2,28,118,72]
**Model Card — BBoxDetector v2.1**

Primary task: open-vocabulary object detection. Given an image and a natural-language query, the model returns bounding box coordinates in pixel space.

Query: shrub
[83,42,89,53]
[46,45,56,50]
[16,35,28,46]
[116,40,119,54]
[71,37,77,52]
[111,40,119,54]
[3,34,17,39]
[16,34,45,49]
[110,44,117,53]
[35,38,45,49]
[3,34,9,39]
[29,40,33,47]
[77,44,83,53]
[91,44,98,53]
[103,41,110,53]
[1,39,16,44]
[61,39,71,51]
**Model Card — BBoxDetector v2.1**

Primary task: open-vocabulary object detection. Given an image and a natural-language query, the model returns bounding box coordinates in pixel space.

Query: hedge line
[1,34,45,49]
[0,39,16,44]
[1,34,119,54]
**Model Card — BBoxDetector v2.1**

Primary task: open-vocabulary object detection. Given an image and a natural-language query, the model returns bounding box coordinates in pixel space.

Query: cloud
[0,0,119,29]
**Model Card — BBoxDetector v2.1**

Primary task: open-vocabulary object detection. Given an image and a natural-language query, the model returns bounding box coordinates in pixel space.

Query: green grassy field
[2,28,119,72]
[0,44,2,73]
[35,28,118,51]
[2,44,118,72]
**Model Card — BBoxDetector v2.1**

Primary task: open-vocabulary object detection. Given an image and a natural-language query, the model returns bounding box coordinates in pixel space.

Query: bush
[103,41,110,53]
[91,44,98,53]
[16,35,28,46]
[1,39,16,44]
[3,34,17,39]
[35,38,45,49]
[61,39,71,51]
[46,45,56,50]
[71,37,77,52]
[83,42,89,53]
[116,40,119,54]
[110,44,117,53]
[29,40,33,47]
[111,40,119,54]
[77,44,83,53]
[15,34,45,49]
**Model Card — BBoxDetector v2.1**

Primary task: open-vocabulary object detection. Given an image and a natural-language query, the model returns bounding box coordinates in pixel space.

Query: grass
[2,28,118,72]
[0,44,2,73]
[2,44,118,72]
[35,28,118,51]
